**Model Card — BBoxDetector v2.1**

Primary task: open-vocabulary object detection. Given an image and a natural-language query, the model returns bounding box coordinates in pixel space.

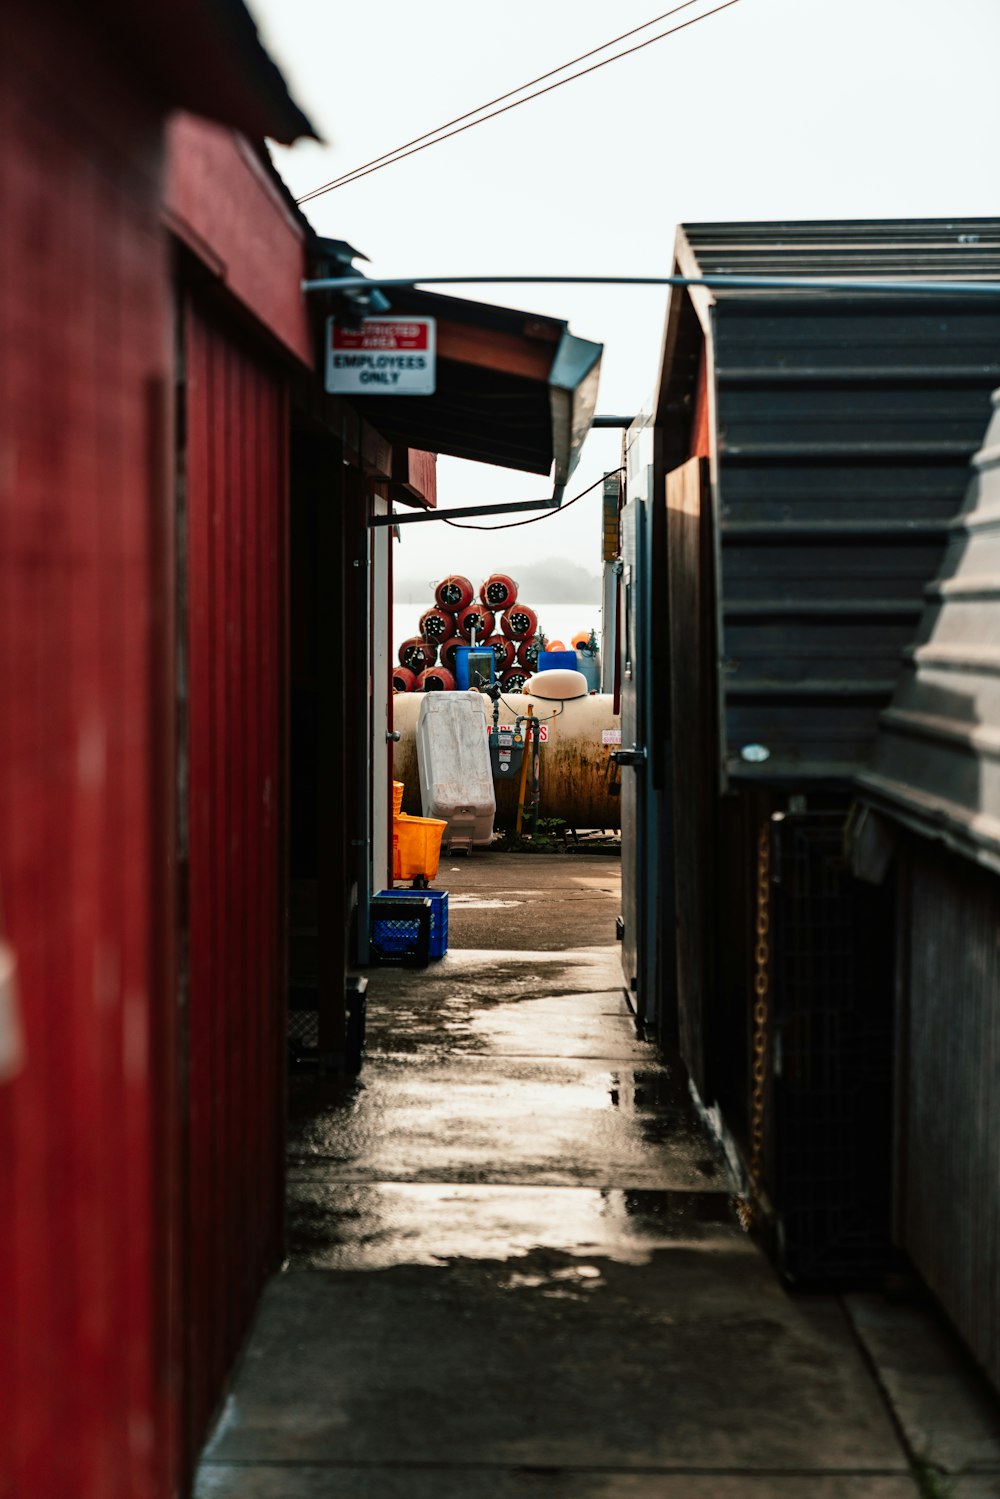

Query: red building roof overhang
[94,0,316,144]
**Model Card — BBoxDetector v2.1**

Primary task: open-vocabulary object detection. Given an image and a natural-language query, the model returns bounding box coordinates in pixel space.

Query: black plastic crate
[769,811,895,1286]
[370,895,432,967]
[287,976,368,1074]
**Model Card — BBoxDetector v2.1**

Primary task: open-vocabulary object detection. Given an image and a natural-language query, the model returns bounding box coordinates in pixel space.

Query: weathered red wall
[166,115,312,366]
[182,297,289,1455]
[0,7,177,1497]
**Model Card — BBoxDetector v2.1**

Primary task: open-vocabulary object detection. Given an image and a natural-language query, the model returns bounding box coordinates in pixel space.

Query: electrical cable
[296,0,705,203]
[297,0,742,203]
[441,469,623,531]
[502,694,564,722]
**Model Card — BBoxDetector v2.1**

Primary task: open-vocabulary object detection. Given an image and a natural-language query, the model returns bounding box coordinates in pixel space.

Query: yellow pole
[515,706,533,837]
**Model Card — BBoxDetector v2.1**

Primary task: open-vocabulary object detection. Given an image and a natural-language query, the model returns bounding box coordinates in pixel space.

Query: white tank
[415,691,496,851]
[393,689,622,830]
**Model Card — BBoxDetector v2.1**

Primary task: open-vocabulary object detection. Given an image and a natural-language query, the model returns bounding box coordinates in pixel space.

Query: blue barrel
[575,650,601,691]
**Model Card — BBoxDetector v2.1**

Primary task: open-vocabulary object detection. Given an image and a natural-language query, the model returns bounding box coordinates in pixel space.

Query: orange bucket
[393,813,447,881]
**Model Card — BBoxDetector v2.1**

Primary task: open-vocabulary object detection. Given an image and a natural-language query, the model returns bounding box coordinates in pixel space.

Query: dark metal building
[638,218,1000,1280]
[856,390,1000,1389]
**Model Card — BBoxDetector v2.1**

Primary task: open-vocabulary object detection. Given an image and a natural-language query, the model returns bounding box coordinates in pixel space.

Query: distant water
[393,602,603,659]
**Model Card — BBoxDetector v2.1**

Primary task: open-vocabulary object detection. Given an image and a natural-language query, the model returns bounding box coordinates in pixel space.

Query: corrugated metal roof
[680,218,1000,280]
[671,219,1000,785]
[857,390,1000,874]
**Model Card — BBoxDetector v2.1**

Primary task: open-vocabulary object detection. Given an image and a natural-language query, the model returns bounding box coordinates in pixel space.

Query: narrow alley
[195,856,998,1498]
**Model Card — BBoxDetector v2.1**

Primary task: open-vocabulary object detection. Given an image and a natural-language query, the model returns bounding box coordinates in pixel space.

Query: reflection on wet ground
[285,952,727,1192]
[197,855,924,1498]
[288,1183,739,1270]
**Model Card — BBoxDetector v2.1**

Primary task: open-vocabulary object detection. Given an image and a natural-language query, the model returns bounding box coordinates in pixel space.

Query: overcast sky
[249,0,1000,597]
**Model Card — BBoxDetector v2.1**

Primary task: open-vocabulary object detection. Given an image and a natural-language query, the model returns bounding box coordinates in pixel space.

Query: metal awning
[307,278,602,496]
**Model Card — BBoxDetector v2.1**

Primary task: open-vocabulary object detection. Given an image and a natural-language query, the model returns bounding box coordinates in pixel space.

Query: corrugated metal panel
[681,216,1000,277]
[183,299,288,1455]
[0,8,177,1497]
[165,115,313,367]
[675,219,1000,784]
[859,390,1000,872]
[895,849,1000,1390]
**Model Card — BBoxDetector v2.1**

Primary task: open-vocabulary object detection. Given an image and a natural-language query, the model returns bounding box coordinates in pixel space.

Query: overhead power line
[297,0,742,204]
[297,0,705,203]
[442,471,621,531]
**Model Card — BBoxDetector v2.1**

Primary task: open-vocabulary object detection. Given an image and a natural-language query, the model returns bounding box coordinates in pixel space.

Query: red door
[181,296,289,1457]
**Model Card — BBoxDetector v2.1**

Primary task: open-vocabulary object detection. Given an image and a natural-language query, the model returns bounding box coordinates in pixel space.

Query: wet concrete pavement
[197,854,1000,1497]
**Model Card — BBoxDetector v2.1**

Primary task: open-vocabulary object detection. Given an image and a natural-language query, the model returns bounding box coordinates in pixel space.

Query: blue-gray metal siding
[711,296,1000,783]
[669,218,1000,787]
[859,390,1000,871]
[895,848,1000,1391]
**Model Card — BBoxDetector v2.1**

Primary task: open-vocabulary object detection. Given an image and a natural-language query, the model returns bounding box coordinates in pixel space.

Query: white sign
[326,317,436,395]
[488,723,548,742]
[602,728,622,745]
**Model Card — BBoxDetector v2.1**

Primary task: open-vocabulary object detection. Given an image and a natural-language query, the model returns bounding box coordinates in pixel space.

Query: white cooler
[415,691,496,852]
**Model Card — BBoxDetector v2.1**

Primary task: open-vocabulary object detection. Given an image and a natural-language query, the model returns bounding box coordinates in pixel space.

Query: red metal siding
[182,298,288,1454]
[0,8,177,1498]
[166,115,312,367]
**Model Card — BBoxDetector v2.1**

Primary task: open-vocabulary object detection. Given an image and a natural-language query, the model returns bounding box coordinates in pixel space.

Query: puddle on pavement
[446,896,527,909]
[287,1048,725,1196]
[287,1182,740,1270]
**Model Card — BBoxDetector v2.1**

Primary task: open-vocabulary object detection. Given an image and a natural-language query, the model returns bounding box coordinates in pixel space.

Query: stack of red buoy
[395,574,546,692]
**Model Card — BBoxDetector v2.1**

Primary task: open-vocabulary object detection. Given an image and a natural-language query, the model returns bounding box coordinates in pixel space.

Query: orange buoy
[482,634,515,673]
[399,636,436,672]
[419,606,455,643]
[417,666,456,692]
[480,573,518,610]
[501,667,530,692]
[435,575,474,611]
[439,634,466,673]
[457,603,495,641]
[500,604,538,640]
[517,637,543,672]
[393,666,417,693]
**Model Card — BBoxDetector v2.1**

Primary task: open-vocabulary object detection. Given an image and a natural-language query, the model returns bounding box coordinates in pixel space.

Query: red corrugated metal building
[0,3,315,1494]
[2,7,603,1491]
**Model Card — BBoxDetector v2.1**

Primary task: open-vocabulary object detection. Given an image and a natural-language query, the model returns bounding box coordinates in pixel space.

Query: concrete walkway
[197,855,1000,1498]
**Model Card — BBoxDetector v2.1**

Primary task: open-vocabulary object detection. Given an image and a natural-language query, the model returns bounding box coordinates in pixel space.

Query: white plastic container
[415,691,496,851]
[524,667,590,701]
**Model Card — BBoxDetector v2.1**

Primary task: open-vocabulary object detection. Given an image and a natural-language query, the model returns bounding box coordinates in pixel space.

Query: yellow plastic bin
[393,813,447,882]
[392,780,405,817]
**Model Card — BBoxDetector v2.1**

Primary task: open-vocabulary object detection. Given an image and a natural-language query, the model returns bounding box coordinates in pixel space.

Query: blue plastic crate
[538,649,577,672]
[370,896,432,967]
[375,888,448,959]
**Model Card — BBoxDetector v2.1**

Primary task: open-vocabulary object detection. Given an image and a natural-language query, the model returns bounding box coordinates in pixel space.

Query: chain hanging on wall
[738,820,771,1231]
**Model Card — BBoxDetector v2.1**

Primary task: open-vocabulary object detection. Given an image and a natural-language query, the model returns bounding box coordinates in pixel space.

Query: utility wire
[441,470,622,531]
[297,0,704,203]
[297,0,742,203]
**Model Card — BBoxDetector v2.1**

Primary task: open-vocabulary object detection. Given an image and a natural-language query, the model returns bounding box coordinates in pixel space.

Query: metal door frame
[618,412,662,1031]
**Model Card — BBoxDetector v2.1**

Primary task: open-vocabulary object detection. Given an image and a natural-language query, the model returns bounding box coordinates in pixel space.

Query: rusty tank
[391,689,622,830]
